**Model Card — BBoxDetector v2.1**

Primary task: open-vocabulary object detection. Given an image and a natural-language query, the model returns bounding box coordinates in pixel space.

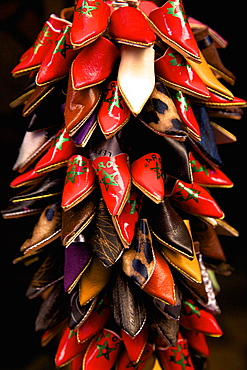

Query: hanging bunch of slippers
[2,0,246,369]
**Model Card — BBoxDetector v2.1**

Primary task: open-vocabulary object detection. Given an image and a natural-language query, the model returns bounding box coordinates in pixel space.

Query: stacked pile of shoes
[2,0,246,369]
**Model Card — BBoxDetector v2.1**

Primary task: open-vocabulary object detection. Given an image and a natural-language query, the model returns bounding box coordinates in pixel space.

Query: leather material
[143,248,176,305]
[153,288,181,320]
[0,196,51,219]
[188,16,228,49]
[138,82,187,141]
[116,342,154,370]
[190,219,227,262]
[77,295,112,343]
[160,242,202,284]
[211,121,237,145]
[207,106,244,121]
[62,155,96,210]
[193,91,247,108]
[152,358,163,370]
[64,235,93,293]
[197,35,213,50]
[172,90,201,141]
[148,0,201,62]
[35,281,69,331]
[188,106,223,168]
[61,189,98,246]
[68,290,97,330]
[161,137,192,183]
[108,6,156,47]
[71,111,97,147]
[92,153,131,216]
[34,128,78,173]
[153,310,180,347]
[64,74,102,136]
[82,329,122,370]
[22,79,67,119]
[139,0,158,16]
[78,255,112,305]
[41,321,67,347]
[12,129,55,173]
[186,51,234,100]
[122,218,155,288]
[194,26,236,85]
[112,270,147,338]
[70,0,110,48]
[22,84,56,117]
[118,45,155,115]
[146,197,194,259]
[112,190,142,246]
[71,37,119,90]
[189,151,233,188]
[214,218,239,237]
[70,354,84,370]
[11,14,70,76]
[26,245,64,299]
[156,332,195,370]
[183,329,210,357]
[10,175,63,203]
[120,324,149,364]
[3,1,244,366]
[171,180,224,218]
[98,80,130,139]
[180,299,223,336]
[9,79,36,109]
[22,95,65,131]
[91,199,124,267]
[10,168,45,188]
[55,326,90,368]
[36,24,80,86]
[131,153,165,203]
[155,47,210,100]
[120,116,192,183]
[20,202,62,255]
[178,266,207,304]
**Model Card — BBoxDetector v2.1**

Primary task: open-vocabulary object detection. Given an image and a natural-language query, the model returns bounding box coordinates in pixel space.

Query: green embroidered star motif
[190,160,209,176]
[75,0,101,18]
[94,298,109,316]
[175,91,191,111]
[103,83,124,112]
[168,52,187,67]
[167,0,188,23]
[175,182,200,203]
[53,26,73,58]
[96,340,116,360]
[53,132,70,151]
[182,301,201,317]
[33,25,52,54]
[170,344,191,369]
[65,158,89,184]
[168,52,193,75]
[100,170,119,191]
[150,161,163,179]
[127,197,138,215]
[68,330,77,338]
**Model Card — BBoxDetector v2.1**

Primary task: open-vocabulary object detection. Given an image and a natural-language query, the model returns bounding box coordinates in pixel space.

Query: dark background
[0,1,246,369]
